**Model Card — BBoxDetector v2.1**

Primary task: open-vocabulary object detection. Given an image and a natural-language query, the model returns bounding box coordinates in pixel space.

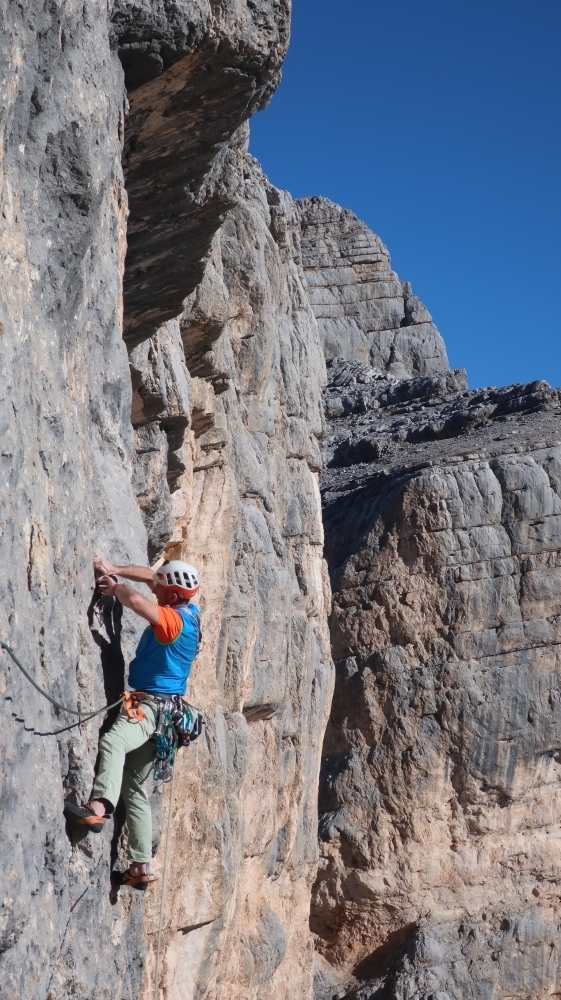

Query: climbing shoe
[64,800,106,833]
[113,868,158,891]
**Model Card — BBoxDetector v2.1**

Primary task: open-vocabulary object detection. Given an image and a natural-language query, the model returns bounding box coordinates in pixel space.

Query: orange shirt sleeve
[152,606,183,644]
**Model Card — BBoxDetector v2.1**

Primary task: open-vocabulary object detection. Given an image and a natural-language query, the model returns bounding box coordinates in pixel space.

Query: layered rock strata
[297,198,449,378]
[118,0,290,346]
[297,203,561,999]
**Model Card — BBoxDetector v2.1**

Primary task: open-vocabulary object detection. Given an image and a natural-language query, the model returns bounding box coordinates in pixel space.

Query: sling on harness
[121,690,148,722]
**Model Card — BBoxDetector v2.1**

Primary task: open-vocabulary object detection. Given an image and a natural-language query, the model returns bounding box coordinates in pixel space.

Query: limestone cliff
[0,3,332,999]
[136,157,333,1000]
[297,197,449,378]
[117,0,290,346]
[2,4,561,1000]
[0,4,147,995]
[298,200,561,1000]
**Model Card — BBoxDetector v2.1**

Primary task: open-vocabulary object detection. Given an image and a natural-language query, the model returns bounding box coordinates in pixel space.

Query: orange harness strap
[121,691,148,722]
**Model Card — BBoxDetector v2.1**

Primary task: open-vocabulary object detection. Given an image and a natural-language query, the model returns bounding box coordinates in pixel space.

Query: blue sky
[249,0,561,390]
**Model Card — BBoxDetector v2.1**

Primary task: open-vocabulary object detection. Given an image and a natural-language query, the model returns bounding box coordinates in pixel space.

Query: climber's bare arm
[94,556,156,592]
[96,575,160,626]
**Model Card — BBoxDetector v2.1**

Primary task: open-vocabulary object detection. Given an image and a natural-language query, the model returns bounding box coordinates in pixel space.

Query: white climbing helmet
[153,560,199,598]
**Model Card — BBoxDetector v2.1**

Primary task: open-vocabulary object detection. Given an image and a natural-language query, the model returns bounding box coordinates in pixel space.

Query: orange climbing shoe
[113,869,158,891]
[64,800,106,833]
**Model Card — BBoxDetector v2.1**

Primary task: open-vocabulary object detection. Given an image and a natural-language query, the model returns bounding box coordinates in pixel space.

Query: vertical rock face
[299,194,561,1000]
[138,156,333,1000]
[0,3,333,1000]
[4,3,561,999]
[0,4,150,998]
[297,198,449,378]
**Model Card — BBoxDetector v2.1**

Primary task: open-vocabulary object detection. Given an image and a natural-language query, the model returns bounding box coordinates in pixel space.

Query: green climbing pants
[91,699,158,863]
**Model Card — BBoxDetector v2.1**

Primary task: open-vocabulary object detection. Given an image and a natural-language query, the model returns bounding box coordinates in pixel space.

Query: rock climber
[64,556,200,889]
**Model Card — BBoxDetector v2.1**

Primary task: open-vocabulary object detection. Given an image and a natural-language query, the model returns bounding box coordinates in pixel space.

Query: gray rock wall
[298,198,449,378]
[0,2,149,997]
[138,155,333,1000]
[0,3,333,999]
[306,213,561,997]
[119,0,291,346]
[297,205,561,1000]
[3,3,560,999]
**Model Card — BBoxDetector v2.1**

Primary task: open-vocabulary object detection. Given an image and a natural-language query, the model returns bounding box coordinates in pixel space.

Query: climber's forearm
[113,584,160,626]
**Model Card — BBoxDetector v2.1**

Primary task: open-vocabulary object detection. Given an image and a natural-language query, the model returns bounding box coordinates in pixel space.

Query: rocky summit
[0,5,560,1000]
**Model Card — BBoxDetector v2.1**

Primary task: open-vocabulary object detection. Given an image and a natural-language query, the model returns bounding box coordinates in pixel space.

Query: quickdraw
[152,696,203,783]
[152,700,177,783]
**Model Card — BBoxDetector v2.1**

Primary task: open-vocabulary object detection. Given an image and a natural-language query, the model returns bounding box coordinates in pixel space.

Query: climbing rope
[154,759,177,1000]
[0,640,125,719]
[3,634,186,993]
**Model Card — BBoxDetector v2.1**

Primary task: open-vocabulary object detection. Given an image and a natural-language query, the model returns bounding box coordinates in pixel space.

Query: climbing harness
[121,690,148,722]
[116,688,203,781]
[1,597,204,998]
[0,640,125,719]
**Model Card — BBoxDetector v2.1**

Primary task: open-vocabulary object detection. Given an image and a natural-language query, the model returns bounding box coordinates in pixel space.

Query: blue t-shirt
[128,605,200,696]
